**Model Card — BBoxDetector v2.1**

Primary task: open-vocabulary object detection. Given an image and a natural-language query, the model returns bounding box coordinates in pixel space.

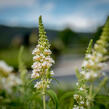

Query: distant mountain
[0,25,59,48]
[0,25,94,48]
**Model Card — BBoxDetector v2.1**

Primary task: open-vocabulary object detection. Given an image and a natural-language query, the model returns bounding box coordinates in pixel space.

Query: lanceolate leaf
[75,68,81,79]
[93,77,108,97]
[95,95,109,105]
[46,89,58,109]
[60,91,74,102]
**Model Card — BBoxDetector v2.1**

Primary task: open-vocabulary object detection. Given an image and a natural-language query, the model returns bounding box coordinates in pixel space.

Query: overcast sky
[0,0,109,32]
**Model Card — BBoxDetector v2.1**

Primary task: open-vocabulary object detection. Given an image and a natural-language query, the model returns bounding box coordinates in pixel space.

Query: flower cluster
[81,18,109,81]
[73,17,109,109]
[73,72,90,109]
[0,60,13,77]
[31,16,55,90]
[0,60,22,93]
[81,52,106,81]
[0,73,22,93]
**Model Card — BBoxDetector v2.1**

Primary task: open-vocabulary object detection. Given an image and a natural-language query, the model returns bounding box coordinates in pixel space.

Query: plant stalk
[43,87,46,109]
[88,83,93,109]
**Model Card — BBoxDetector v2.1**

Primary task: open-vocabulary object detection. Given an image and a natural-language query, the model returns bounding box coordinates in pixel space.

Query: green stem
[88,83,93,109]
[42,87,46,109]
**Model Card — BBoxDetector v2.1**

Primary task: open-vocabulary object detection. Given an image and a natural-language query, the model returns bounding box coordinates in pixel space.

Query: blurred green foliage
[59,28,77,47]
[58,28,92,51]
[0,82,109,109]
[93,26,103,43]
[0,48,33,69]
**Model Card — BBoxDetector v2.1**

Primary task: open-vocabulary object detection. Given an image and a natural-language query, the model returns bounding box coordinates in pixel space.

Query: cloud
[24,0,108,32]
[0,0,36,8]
[78,0,109,12]
[21,2,55,23]
[48,0,109,32]
[0,1,55,27]
[43,14,100,32]
[43,2,54,11]
[0,0,108,32]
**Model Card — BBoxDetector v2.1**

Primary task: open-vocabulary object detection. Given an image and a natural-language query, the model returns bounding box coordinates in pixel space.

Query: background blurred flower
[0,60,22,93]
[0,60,13,77]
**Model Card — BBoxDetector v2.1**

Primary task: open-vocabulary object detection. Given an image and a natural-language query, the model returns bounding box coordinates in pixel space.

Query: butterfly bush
[31,16,55,90]
[0,60,22,93]
[73,17,109,109]
[0,60,13,76]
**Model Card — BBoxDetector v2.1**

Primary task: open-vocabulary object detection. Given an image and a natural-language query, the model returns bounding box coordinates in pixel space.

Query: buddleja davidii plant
[31,16,58,109]
[73,40,93,109]
[73,17,109,109]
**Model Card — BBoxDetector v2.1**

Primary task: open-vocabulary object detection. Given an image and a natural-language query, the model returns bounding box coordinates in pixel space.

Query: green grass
[0,47,33,69]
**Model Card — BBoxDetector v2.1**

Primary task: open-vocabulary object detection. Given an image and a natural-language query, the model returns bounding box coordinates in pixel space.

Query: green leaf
[18,46,27,81]
[86,39,93,54]
[33,90,41,96]
[59,90,87,102]
[95,95,109,105]
[60,91,74,102]
[27,78,37,86]
[51,77,60,85]
[93,77,108,97]
[46,89,58,109]
[75,68,81,79]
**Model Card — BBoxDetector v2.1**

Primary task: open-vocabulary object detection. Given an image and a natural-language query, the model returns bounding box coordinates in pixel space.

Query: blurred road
[54,54,109,77]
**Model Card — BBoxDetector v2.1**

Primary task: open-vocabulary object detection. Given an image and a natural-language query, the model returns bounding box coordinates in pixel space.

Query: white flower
[86,54,92,58]
[33,55,40,61]
[44,49,51,55]
[32,62,41,69]
[103,48,107,53]
[86,100,89,106]
[93,73,98,78]
[98,63,106,68]
[79,87,84,91]
[89,60,94,66]
[8,74,22,85]
[85,73,91,80]
[34,79,51,89]
[31,71,39,78]
[95,57,99,62]
[80,106,84,109]
[0,73,22,93]
[40,53,45,58]
[76,82,79,86]
[80,71,85,75]
[34,81,42,89]
[80,101,84,104]
[50,71,54,75]
[74,94,79,99]
[45,56,55,64]
[94,44,99,49]
[73,105,79,109]
[47,85,50,88]
[82,61,88,67]
[79,96,83,100]
[0,61,13,73]
[42,61,51,68]
[96,53,102,57]
[32,48,40,54]
[47,79,52,84]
